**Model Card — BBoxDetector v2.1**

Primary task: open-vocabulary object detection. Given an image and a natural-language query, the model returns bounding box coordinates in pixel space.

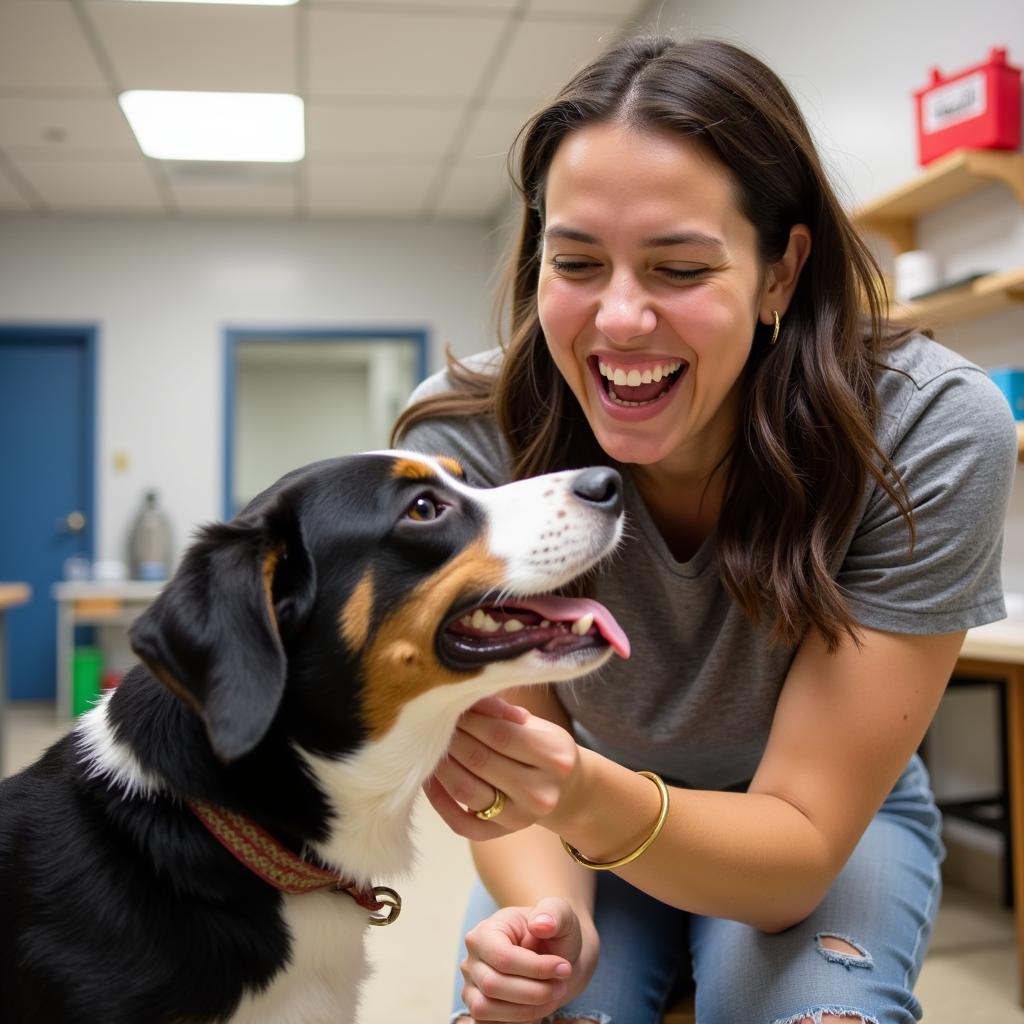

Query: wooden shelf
[891,266,1024,327]
[855,149,1024,253]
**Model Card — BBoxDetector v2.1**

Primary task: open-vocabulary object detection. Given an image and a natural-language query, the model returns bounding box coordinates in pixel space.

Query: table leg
[1008,666,1024,1006]
[0,611,7,773]
[56,599,72,723]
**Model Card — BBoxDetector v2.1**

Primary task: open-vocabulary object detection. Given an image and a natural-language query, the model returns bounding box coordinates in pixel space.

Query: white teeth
[599,359,682,386]
[571,613,595,636]
[470,609,502,632]
[458,613,588,635]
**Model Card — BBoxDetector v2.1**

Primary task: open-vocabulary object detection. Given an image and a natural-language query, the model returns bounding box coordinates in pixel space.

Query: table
[0,582,32,773]
[954,600,1024,1005]
[52,581,163,722]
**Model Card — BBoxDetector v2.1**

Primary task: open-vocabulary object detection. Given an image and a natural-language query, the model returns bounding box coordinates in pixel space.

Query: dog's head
[129,452,628,765]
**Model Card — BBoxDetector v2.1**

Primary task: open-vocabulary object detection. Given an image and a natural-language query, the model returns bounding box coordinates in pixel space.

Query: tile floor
[2,700,1022,1023]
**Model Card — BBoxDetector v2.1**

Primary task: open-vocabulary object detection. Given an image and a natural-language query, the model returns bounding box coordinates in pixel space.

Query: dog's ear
[129,492,316,762]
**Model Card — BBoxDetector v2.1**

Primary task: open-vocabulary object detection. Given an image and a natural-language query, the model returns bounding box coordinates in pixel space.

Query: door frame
[222,327,429,520]
[0,323,99,564]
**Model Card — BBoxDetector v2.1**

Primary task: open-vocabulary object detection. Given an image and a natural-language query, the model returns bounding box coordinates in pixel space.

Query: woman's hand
[426,696,584,839]
[458,897,596,1022]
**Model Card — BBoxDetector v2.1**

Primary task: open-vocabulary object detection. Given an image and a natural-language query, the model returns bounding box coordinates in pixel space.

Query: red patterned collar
[188,799,401,926]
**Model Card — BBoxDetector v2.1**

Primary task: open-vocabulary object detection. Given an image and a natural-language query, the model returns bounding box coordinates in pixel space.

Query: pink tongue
[610,379,670,403]
[515,596,630,659]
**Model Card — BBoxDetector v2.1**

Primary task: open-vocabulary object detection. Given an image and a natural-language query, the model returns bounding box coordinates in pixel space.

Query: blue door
[0,327,96,700]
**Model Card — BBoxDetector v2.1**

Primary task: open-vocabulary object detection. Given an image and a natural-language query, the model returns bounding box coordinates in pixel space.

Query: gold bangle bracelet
[560,770,669,871]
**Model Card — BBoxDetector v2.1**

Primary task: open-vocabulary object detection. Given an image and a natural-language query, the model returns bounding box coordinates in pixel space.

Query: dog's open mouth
[439,595,629,669]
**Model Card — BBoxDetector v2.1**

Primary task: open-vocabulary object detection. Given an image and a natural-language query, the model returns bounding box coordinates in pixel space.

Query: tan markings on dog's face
[391,457,437,482]
[436,456,465,480]
[360,539,505,738]
[262,546,283,640]
[150,663,204,717]
[339,569,375,652]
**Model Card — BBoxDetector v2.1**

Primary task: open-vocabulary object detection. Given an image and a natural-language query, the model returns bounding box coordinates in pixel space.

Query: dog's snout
[571,467,623,516]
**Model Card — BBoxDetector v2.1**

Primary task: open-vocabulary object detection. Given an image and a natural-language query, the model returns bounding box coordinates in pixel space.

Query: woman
[393,35,1016,1024]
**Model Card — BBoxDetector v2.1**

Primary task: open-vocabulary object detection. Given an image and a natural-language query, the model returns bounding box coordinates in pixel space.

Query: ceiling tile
[459,101,536,163]
[0,1,108,92]
[432,156,513,219]
[317,0,518,8]
[171,179,298,217]
[85,1,298,93]
[7,153,165,213]
[0,96,138,153]
[486,17,622,102]
[0,166,33,213]
[307,8,507,101]
[307,158,437,217]
[527,0,645,16]
[307,102,465,159]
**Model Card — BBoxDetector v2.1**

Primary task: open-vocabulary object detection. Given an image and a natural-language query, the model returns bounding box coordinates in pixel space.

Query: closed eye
[659,265,707,281]
[550,258,600,274]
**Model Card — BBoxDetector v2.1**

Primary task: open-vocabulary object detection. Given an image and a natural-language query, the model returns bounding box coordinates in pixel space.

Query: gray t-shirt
[400,334,1017,791]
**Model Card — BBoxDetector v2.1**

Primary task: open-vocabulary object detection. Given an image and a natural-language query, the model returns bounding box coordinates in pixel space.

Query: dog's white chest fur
[230,891,370,1024]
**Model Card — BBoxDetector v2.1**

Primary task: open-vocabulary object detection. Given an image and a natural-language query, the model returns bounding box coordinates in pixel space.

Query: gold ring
[474,788,506,821]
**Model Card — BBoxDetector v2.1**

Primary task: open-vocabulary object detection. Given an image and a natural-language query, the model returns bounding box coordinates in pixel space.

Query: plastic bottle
[129,489,173,581]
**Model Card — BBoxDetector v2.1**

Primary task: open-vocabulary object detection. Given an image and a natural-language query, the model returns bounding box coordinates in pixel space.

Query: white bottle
[129,490,172,581]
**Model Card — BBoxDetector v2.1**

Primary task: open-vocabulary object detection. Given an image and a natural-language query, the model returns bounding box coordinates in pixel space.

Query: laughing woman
[393,35,1016,1024]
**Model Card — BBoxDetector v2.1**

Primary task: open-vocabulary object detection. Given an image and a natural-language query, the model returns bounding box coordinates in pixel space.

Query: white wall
[0,216,496,561]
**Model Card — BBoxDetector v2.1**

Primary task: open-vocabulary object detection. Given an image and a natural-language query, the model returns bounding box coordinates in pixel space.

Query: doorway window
[225,330,427,517]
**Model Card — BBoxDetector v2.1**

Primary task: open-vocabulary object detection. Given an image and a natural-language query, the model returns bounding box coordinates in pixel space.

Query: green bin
[72,647,104,717]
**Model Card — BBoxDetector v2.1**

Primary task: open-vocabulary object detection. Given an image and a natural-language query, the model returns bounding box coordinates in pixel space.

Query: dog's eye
[406,495,444,522]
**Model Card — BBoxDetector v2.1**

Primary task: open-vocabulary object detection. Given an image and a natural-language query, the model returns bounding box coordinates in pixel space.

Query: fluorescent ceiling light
[119,91,304,162]
[115,1,299,6]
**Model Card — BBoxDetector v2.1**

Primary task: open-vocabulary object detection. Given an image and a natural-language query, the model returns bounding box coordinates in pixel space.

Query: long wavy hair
[393,35,914,651]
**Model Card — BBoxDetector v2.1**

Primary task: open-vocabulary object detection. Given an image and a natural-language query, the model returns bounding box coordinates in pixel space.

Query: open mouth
[592,356,687,408]
[438,594,630,670]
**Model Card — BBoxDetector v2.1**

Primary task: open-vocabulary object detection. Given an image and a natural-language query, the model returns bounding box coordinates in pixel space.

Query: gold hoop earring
[770,310,781,346]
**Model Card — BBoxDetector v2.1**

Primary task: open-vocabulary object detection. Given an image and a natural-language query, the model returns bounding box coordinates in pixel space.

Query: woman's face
[537,121,767,474]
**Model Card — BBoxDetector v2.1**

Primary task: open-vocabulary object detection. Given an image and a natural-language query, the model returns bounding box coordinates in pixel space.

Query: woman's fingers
[433,741,509,815]
[459,908,576,1021]
[422,776,504,840]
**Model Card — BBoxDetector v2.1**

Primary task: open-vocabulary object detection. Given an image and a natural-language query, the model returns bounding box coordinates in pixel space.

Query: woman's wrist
[550,750,668,867]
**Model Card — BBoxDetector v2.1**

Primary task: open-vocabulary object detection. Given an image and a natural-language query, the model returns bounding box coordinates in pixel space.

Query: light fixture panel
[119,91,305,163]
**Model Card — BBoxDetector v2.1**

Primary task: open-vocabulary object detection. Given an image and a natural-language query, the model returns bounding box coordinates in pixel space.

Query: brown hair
[393,35,914,652]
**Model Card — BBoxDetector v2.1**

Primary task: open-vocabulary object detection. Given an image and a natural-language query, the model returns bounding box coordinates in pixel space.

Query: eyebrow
[543,225,726,252]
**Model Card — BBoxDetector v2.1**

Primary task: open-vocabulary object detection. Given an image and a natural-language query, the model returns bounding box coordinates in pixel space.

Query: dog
[0,451,628,1024]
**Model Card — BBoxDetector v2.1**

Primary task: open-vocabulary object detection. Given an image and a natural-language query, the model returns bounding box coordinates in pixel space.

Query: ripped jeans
[451,754,943,1024]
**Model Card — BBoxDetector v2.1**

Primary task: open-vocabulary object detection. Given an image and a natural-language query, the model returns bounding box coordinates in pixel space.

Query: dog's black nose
[572,467,623,516]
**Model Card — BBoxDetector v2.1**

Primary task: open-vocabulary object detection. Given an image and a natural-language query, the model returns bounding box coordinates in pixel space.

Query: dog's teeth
[471,609,486,629]
[482,613,501,632]
[572,613,595,636]
[503,619,524,632]
[540,619,550,628]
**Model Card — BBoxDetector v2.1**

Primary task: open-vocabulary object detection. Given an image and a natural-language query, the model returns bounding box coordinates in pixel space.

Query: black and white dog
[0,452,628,1023]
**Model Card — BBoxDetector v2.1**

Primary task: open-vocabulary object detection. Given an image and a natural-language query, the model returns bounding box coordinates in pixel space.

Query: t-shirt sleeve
[395,368,513,488]
[838,366,1017,634]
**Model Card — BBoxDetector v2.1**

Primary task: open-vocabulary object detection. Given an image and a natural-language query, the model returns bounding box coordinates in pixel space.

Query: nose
[594,273,657,343]
[571,467,623,517]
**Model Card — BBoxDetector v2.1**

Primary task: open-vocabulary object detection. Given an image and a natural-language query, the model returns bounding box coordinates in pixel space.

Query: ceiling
[0,0,647,221]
